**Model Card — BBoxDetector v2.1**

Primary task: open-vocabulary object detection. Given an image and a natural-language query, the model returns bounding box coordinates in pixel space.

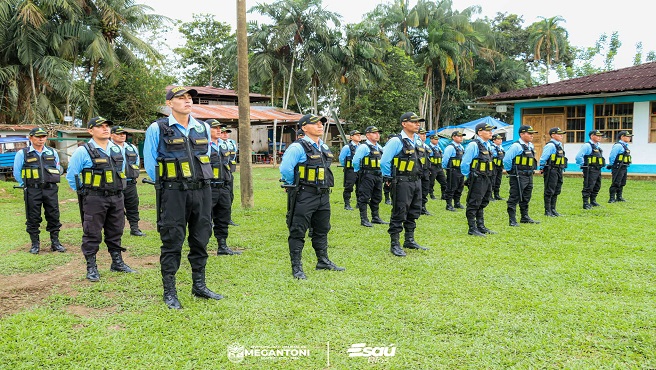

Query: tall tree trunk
[236,0,254,208]
[28,65,38,123]
[435,67,446,126]
[283,55,295,110]
[88,60,100,122]
[271,78,275,107]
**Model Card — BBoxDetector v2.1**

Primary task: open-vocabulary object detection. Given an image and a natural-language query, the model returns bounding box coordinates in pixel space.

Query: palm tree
[529,16,568,83]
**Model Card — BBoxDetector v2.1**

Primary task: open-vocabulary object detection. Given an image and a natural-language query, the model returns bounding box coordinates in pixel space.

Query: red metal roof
[166,85,270,99]
[479,61,656,102]
[190,105,304,123]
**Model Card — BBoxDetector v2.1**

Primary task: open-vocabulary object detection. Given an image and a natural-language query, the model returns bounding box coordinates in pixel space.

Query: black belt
[161,180,210,190]
[25,183,58,189]
[85,189,122,196]
[511,170,535,175]
[395,175,419,182]
[126,178,138,184]
[299,186,331,194]
[210,181,229,188]
[360,169,382,176]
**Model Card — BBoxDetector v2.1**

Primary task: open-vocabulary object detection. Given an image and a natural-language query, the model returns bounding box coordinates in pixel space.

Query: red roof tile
[165,85,270,99]
[479,61,656,101]
[189,105,305,123]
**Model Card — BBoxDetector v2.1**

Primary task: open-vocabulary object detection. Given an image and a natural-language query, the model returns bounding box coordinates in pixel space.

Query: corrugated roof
[187,105,305,123]
[479,61,656,102]
[166,85,270,99]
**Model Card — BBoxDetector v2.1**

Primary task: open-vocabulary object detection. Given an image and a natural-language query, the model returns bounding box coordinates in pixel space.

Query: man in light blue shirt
[539,127,567,216]
[608,130,633,202]
[575,129,605,209]
[503,125,539,226]
[338,130,361,210]
[110,126,145,236]
[352,126,387,227]
[13,127,65,254]
[442,131,465,211]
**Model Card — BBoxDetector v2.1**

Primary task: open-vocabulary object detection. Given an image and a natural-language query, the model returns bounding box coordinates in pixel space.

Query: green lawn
[0,168,655,369]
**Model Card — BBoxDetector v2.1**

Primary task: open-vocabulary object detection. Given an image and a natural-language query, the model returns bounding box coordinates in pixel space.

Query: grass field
[0,167,655,369]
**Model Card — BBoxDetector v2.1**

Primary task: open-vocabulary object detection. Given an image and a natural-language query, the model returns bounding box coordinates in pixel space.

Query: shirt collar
[302,135,323,148]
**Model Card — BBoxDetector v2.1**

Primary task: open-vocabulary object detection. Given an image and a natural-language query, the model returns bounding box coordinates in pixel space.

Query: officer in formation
[353,126,388,227]
[13,127,66,254]
[427,133,446,201]
[608,130,633,203]
[338,129,361,211]
[539,127,567,217]
[381,112,429,257]
[207,119,242,255]
[383,134,395,205]
[442,131,465,212]
[110,126,145,237]
[223,129,239,227]
[461,122,496,236]
[66,117,136,282]
[417,128,432,216]
[144,87,222,309]
[296,129,305,139]
[280,114,344,279]
[490,133,505,201]
[575,129,605,209]
[503,125,540,226]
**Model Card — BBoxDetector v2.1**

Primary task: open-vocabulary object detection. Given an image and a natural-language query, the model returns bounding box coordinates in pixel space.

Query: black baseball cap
[617,130,633,138]
[491,133,503,140]
[365,126,381,133]
[219,126,232,133]
[548,127,566,135]
[166,86,198,100]
[429,134,440,140]
[87,116,114,128]
[205,119,222,128]
[349,129,361,136]
[589,129,603,137]
[518,125,538,134]
[29,127,47,137]
[475,122,496,132]
[451,130,464,137]
[110,126,127,134]
[298,114,327,126]
[296,129,305,137]
[400,112,425,124]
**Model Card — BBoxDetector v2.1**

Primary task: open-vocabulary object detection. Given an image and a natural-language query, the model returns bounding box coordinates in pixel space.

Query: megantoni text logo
[227,343,246,363]
[227,343,310,363]
[347,343,397,363]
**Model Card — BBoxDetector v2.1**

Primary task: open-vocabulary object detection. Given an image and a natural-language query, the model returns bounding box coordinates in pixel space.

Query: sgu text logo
[347,343,397,357]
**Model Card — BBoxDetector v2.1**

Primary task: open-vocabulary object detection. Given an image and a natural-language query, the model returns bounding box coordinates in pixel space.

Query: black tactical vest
[429,144,443,167]
[447,143,464,170]
[295,140,335,188]
[492,144,505,168]
[344,142,357,170]
[80,143,126,192]
[360,142,382,170]
[470,140,494,175]
[512,142,537,171]
[155,118,213,181]
[392,137,421,176]
[545,141,567,169]
[584,141,605,168]
[21,146,61,185]
[613,142,632,165]
[122,143,140,179]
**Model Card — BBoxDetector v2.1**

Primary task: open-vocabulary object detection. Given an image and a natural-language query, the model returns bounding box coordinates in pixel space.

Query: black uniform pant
[582,166,602,199]
[357,172,383,215]
[388,178,422,235]
[211,183,232,240]
[343,168,357,203]
[609,165,628,195]
[81,193,125,256]
[543,167,563,198]
[421,170,430,207]
[507,172,534,215]
[288,189,331,256]
[445,169,464,202]
[123,180,140,228]
[491,166,504,194]
[25,185,61,240]
[228,176,235,203]
[429,165,446,198]
[158,186,212,276]
[466,174,492,224]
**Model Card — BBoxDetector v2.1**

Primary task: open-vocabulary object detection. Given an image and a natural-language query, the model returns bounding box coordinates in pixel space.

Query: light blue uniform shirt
[608,142,629,166]
[143,115,211,181]
[338,141,358,166]
[112,141,140,172]
[352,140,382,172]
[575,141,601,168]
[279,136,327,185]
[380,131,420,177]
[460,138,489,177]
[442,141,464,169]
[427,142,440,157]
[66,139,122,191]
[503,139,534,171]
[13,145,61,186]
[538,139,562,168]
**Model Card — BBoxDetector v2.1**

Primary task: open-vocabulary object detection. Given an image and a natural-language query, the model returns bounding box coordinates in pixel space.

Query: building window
[651,102,656,142]
[565,105,586,143]
[594,103,633,142]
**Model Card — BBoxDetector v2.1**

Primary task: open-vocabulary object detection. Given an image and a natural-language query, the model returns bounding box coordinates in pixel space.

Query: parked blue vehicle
[0,137,30,180]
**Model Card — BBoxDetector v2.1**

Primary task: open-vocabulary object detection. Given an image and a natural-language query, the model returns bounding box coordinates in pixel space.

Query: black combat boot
[544,196,555,216]
[228,219,239,226]
[390,234,406,257]
[344,198,353,211]
[590,196,601,207]
[384,192,392,205]
[315,248,345,271]
[520,209,540,224]
[85,254,100,282]
[493,191,504,201]
[50,234,66,252]
[130,225,146,237]
[445,199,456,212]
[508,208,519,227]
[467,215,486,237]
[429,192,437,200]
[217,238,242,255]
[608,189,616,203]
[583,197,592,210]
[421,206,433,216]
[291,249,306,279]
[551,196,561,217]
[403,231,429,250]
[162,274,182,309]
[360,208,373,227]
[371,211,389,224]
[454,199,465,209]
[617,189,626,202]
[29,234,40,254]
[109,251,137,273]
[476,217,496,235]
[191,270,223,300]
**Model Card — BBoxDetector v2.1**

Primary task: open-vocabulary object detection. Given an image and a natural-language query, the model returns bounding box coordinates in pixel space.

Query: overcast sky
[140,0,655,69]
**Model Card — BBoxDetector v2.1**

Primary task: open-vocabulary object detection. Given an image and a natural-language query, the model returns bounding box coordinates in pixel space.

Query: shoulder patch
[195,124,205,133]
[220,143,228,149]
[126,146,133,151]
[111,146,120,153]
[44,149,52,155]
[322,144,330,150]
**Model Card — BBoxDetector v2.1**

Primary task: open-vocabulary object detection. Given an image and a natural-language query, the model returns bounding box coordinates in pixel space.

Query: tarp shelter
[428,116,513,151]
